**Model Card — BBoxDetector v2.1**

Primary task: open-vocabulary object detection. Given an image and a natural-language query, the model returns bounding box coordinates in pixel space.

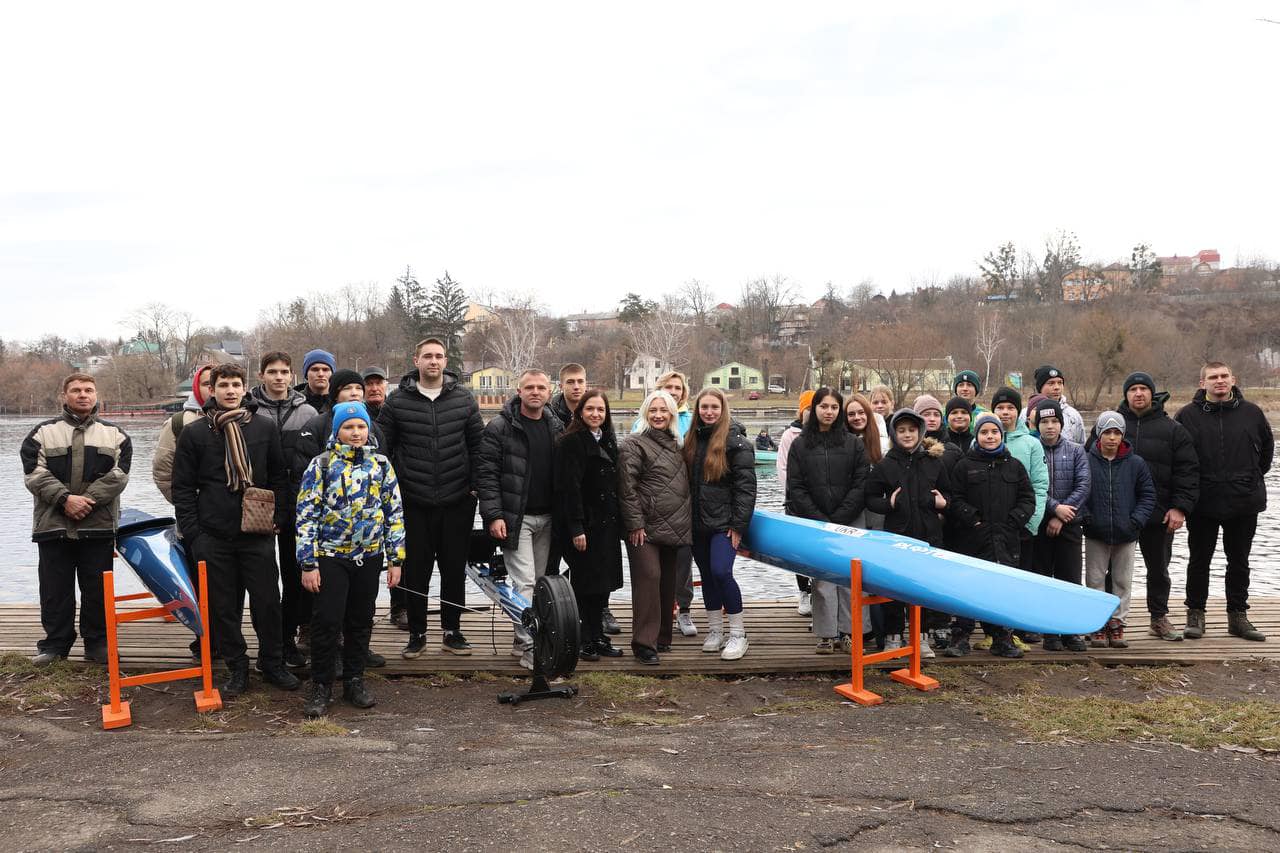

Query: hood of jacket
[396,368,460,396]
[1190,386,1245,413]
[249,384,310,412]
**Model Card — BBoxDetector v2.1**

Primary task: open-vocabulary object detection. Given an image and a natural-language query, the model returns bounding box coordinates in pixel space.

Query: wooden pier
[2,598,1277,675]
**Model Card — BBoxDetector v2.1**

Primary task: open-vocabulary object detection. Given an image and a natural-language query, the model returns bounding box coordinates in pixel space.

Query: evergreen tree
[427,271,469,372]
[396,266,428,340]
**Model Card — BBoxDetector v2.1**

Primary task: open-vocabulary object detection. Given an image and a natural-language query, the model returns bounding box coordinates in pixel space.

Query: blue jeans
[692,530,743,615]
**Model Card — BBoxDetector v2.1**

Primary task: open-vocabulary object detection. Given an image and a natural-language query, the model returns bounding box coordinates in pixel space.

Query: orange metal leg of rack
[101,559,222,730]
[833,558,940,706]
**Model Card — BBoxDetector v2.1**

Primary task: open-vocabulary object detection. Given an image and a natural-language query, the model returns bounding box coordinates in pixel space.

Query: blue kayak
[741,510,1118,636]
[115,509,202,636]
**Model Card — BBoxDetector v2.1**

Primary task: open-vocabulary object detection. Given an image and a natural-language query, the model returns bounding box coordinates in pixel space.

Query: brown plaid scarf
[207,406,254,492]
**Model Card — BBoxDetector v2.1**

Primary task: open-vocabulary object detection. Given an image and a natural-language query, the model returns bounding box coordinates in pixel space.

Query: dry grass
[293,717,348,737]
[978,684,1280,750]
[0,652,100,711]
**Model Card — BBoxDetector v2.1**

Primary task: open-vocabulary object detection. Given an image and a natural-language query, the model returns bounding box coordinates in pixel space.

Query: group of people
[774,362,1272,658]
[19,343,1271,717]
[20,340,763,718]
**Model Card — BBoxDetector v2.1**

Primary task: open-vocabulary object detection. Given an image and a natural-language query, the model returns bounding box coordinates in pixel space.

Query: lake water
[2,415,1278,605]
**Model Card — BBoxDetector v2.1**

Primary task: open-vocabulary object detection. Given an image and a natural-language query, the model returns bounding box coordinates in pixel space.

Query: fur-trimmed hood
[920,436,947,458]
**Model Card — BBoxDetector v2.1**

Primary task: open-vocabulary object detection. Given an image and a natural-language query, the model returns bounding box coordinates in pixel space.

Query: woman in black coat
[786,387,868,653]
[554,389,625,659]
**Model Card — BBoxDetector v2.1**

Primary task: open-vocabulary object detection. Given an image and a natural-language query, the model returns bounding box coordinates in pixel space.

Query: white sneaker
[919,633,935,659]
[797,592,812,617]
[721,635,749,661]
[884,634,904,651]
[511,639,525,658]
[676,612,697,637]
[701,631,725,653]
[519,649,533,671]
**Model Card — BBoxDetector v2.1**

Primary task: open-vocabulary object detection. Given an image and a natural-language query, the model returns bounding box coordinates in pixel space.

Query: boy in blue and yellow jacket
[296,401,405,717]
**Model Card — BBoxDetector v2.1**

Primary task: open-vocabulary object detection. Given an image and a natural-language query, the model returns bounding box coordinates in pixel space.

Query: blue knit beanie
[302,349,337,376]
[331,401,372,438]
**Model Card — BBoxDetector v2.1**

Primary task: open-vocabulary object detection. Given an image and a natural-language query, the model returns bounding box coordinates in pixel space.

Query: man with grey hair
[476,368,565,668]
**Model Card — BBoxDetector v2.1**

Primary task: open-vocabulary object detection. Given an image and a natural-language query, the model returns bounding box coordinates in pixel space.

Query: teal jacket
[295,440,406,568]
[1004,421,1049,533]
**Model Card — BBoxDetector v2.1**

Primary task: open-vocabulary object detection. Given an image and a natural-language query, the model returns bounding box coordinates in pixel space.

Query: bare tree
[680,279,714,327]
[482,292,544,378]
[737,275,797,342]
[631,295,691,371]
[975,309,1004,389]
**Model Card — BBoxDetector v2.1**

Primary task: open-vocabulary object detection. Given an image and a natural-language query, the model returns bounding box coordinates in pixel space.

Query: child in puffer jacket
[296,401,405,717]
[1082,411,1155,650]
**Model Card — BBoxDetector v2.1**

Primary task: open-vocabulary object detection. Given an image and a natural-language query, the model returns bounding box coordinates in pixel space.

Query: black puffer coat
[171,399,288,545]
[948,447,1035,566]
[864,438,951,546]
[554,429,624,595]
[1114,393,1199,526]
[377,371,484,507]
[1175,387,1274,519]
[475,396,565,548]
[618,428,693,546]
[248,386,318,498]
[784,429,868,525]
[687,424,757,535]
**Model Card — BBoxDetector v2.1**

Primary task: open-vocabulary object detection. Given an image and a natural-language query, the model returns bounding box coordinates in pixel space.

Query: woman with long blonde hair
[682,388,757,660]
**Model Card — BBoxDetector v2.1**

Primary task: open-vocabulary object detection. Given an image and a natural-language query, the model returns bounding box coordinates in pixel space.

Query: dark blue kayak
[115,508,202,636]
[742,510,1118,636]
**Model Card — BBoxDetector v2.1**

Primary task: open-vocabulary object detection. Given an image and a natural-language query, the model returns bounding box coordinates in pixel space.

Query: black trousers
[309,555,382,685]
[1137,523,1174,618]
[1185,513,1258,613]
[36,538,113,655]
[194,532,283,669]
[575,587,607,643]
[404,498,475,634]
[1032,519,1083,585]
[278,525,311,644]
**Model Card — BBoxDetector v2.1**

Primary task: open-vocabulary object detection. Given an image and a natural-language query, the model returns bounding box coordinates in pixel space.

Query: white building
[625,353,671,392]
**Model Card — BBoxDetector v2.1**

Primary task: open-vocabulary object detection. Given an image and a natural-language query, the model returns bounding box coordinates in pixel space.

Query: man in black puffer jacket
[1114,371,1199,642]
[476,370,564,664]
[1175,362,1274,642]
[378,338,485,658]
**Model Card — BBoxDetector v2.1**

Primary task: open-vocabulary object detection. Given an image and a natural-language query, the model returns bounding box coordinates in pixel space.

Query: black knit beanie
[328,369,365,404]
[990,386,1022,412]
[1123,371,1156,395]
[1034,365,1064,392]
[945,395,973,417]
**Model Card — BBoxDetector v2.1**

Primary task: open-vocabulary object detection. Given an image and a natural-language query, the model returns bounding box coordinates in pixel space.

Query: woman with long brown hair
[845,392,888,464]
[682,388,757,660]
[554,388,625,660]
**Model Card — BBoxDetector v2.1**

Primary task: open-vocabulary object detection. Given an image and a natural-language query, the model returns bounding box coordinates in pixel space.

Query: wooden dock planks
[2,598,1277,676]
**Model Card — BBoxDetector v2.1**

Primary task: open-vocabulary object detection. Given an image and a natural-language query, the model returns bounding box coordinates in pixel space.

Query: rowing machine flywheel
[498,574,581,705]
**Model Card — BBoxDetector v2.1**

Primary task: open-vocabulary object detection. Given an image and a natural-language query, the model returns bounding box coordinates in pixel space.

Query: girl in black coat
[787,388,867,653]
[864,409,952,649]
[944,413,1036,658]
[683,388,757,661]
[554,389,625,659]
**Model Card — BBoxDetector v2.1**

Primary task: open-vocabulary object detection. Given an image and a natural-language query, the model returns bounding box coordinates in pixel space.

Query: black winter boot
[343,677,376,709]
[222,662,250,699]
[303,681,332,718]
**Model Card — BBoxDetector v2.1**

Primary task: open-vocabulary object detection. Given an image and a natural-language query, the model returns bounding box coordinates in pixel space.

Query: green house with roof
[703,362,764,393]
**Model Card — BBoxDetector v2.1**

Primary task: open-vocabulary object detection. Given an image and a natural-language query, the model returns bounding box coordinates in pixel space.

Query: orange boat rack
[834,558,940,705]
[101,559,222,729]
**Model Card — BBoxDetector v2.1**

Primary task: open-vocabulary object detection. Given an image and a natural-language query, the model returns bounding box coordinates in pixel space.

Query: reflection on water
[2,416,1277,605]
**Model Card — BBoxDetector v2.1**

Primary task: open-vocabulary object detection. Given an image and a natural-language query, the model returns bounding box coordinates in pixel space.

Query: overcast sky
[1,1,1276,343]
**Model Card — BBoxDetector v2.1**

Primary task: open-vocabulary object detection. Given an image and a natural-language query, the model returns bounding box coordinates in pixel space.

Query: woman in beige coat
[618,390,692,665]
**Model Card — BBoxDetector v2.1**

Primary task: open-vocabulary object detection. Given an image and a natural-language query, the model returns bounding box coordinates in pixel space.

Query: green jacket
[21,407,132,542]
[1004,421,1049,534]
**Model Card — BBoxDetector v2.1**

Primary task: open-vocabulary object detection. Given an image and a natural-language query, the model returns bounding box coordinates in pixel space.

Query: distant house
[704,362,764,393]
[1062,263,1130,302]
[845,356,957,397]
[81,354,113,374]
[565,311,621,333]
[200,340,247,366]
[625,353,671,392]
[468,366,514,395]
[119,338,161,357]
[1159,249,1220,281]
